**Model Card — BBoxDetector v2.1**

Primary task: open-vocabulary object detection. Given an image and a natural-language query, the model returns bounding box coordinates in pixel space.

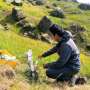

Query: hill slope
[0,0,90,90]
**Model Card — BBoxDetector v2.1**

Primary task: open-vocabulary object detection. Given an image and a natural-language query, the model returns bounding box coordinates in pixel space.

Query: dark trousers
[46,67,78,81]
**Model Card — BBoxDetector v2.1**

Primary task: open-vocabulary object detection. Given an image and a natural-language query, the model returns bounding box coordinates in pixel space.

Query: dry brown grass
[0,65,90,90]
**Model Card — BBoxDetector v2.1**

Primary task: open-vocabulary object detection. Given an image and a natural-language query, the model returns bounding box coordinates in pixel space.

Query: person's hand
[43,63,51,69]
[38,55,43,60]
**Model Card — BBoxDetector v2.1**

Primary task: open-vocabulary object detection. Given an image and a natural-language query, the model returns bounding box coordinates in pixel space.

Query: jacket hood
[62,31,73,40]
[56,31,73,47]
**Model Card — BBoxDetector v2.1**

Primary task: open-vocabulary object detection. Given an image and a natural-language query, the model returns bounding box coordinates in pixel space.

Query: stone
[17,19,29,27]
[28,0,36,5]
[40,33,51,43]
[50,7,65,18]
[79,3,90,10]
[28,0,46,5]
[5,0,14,3]
[12,0,22,6]
[45,4,54,9]
[0,24,5,30]
[21,23,34,33]
[38,16,52,33]
[75,77,87,85]
[28,31,39,39]
[62,0,77,2]
[35,0,46,5]
[52,3,58,7]
[12,7,26,21]
[69,23,86,33]
[86,44,90,50]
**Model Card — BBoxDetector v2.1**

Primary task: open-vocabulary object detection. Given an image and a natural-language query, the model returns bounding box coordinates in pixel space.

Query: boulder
[50,7,65,18]
[69,23,86,33]
[38,16,52,33]
[20,22,38,39]
[21,23,35,33]
[75,77,87,85]
[28,0,46,5]
[69,23,86,42]
[61,0,77,2]
[35,0,46,5]
[79,3,90,10]
[5,0,14,3]
[40,33,51,43]
[12,7,26,21]
[23,31,39,39]
[28,0,36,5]
[86,44,90,50]
[17,19,29,27]
[45,4,53,9]
[0,24,5,30]
[52,4,57,7]
[12,0,22,6]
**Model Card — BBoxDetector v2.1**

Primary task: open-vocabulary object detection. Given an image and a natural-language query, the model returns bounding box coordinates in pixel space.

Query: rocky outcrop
[12,7,26,21]
[28,0,47,5]
[79,3,90,10]
[50,7,65,18]
[35,0,46,5]
[67,23,86,43]
[60,0,77,2]
[5,0,22,6]
[40,33,52,43]
[69,23,86,33]
[38,16,52,33]
[86,44,90,51]
[12,7,38,39]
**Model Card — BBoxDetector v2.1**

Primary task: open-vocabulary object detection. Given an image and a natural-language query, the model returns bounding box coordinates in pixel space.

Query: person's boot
[69,75,78,86]
[75,76,87,85]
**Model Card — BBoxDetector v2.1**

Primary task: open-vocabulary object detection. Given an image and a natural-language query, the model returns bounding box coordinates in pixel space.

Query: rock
[86,44,90,50]
[12,7,26,21]
[0,22,11,30]
[20,22,38,39]
[24,31,39,39]
[50,7,65,18]
[69,23,86,42]
[38,16,52,33]
[35,0,46,5]
[62,0,77,2]
[69,23,86,33]
[52,3,58,7]
[2,23,10,30]
[5,0,22,6]
[28,0,46,5]
[0,24,5,30]
[45,4,54,9]
[5,0,14,3]
[28,0,36,5]
[21,23,35,33]
[12,0,22,6]
[17,19,29,27]
[75,77,87,85]
[79,3,90,10]
[40,33,51,43]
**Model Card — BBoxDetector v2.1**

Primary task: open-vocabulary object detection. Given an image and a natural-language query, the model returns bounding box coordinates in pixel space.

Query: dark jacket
[42,31,80,71]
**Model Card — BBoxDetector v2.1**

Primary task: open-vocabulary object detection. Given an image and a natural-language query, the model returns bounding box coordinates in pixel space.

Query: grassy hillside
[0,0,90,90]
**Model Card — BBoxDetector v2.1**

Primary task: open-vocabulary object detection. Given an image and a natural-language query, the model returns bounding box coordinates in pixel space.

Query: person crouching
[38,24,80,86]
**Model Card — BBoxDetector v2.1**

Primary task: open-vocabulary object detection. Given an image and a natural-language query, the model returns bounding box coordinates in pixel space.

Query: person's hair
[49,24,65,37]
